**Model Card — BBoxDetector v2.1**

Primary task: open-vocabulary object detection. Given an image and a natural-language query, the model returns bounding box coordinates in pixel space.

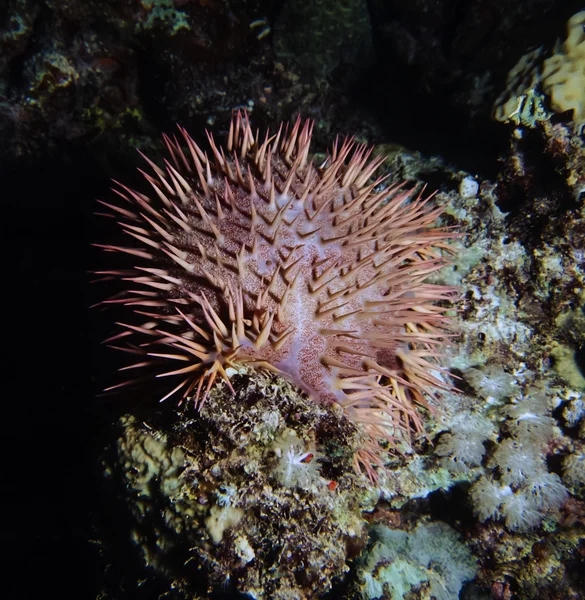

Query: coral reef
[102,368,372,599]
[97,108,585,598]
[2,0,580,175]
[92,91,585,599]
[494,10,585,127]
[7,2,585,599]
[0,0,385,170]
[419,108,585,596]
[96,94,585,596]
[363,0,579,131]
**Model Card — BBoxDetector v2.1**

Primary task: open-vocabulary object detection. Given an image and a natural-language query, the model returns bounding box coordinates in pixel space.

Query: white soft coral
[273,432,324,490]
[470,477,511,521]
[503,390,555,444]
[490,438,545,486]
[470,386,568,530]
[435,412,495,471]
[526,471,568,510]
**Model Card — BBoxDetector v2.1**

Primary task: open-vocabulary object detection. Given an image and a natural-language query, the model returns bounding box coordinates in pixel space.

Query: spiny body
[97,112,456,478]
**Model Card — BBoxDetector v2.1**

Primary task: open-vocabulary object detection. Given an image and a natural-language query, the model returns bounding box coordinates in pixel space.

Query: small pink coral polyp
[98,112,456,478]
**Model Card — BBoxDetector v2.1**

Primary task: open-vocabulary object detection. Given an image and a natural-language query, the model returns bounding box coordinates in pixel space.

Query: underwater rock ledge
[103,368,376,600]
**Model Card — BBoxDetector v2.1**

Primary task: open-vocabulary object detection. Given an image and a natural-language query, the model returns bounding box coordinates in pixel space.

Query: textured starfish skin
[96,112,457,479]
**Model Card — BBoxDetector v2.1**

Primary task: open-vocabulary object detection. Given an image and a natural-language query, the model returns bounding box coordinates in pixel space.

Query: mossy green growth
[551,343,585,390]
[137,0,191,35]
[82,105,143,132]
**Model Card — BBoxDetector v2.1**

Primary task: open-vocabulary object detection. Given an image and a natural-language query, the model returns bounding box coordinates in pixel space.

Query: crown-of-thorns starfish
[96,111,457,480]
